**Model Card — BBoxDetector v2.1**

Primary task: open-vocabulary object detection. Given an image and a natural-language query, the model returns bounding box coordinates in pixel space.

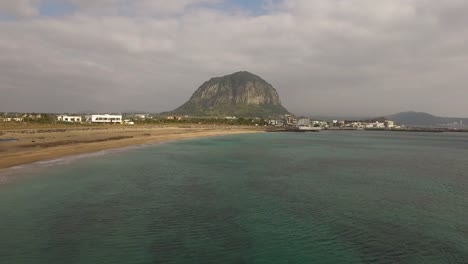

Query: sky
[0,0,467,117]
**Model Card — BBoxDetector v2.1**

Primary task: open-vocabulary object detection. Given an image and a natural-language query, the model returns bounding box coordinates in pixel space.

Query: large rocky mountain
[170,71,290,117]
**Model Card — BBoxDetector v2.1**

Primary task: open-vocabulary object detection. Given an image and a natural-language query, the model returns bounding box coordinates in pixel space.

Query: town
[0,112,403,131]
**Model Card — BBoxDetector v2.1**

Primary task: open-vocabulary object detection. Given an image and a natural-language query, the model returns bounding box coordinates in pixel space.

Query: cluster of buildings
[0,117,25,122]
[1,112,224,125]
[1,112,402,130]
[166,116,185,121]
[0,113,43,122]
[267,115,401,130]
[440,120,464,127]
[328,120,400,129]
[58,114,126,124]
[267,115,298,126]
[56,113,165,124]
[0,113,131,125]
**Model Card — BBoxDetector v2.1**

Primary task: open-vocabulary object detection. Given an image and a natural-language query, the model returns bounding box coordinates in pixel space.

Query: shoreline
[0,126,263,170]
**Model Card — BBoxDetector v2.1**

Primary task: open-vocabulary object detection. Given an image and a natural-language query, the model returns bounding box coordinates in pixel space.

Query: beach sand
[0,125,262,169]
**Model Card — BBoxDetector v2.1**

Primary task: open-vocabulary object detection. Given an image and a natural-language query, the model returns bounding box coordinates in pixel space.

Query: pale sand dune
[0,126,262,169]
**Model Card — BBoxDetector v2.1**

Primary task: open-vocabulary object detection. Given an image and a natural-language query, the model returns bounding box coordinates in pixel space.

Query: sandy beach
[0,125,262,169]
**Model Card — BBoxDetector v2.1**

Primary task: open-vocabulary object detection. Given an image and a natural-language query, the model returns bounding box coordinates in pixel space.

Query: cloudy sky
[0,0,467,117]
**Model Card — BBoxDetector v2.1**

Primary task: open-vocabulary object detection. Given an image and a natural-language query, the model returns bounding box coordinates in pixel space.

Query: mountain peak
[229,71,263,79]
[204,71,266,89]
[170,71,290,117]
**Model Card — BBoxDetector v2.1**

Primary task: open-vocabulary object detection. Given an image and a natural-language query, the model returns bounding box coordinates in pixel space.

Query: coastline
[0,126,263,170]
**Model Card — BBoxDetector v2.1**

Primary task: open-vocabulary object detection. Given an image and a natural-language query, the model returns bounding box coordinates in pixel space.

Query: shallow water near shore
[0,131,468,263]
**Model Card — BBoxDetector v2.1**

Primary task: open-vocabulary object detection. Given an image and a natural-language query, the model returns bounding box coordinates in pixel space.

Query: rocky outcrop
[171,71,290,117]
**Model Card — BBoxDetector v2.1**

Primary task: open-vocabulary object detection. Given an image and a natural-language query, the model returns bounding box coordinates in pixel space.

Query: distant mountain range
[384,111,468,127]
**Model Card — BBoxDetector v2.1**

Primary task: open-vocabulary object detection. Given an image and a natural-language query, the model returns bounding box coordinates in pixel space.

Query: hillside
[385,111,468,127]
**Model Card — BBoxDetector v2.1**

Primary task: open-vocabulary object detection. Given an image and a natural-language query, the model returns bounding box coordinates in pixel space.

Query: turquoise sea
[0,131,467,263]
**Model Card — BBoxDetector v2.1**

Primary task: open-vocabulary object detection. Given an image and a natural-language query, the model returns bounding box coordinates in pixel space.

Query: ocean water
[0,131,467,264]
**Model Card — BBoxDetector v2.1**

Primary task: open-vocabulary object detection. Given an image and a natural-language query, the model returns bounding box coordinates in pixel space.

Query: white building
[385,120,395,128]
[297,118,311,126]
[85,114,122,124]
[1,117,24,122]
[57,115,82,123]
[371,122,385,128]
[268,119,284,126]
[134,114,146,119]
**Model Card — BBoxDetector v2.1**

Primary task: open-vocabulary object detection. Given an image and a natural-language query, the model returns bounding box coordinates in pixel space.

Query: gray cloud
[0,0,38,17]
[0,0,467,116]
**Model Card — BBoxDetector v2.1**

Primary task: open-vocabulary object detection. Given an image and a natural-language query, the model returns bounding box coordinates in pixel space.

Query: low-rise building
[166,116,183,121]
[57,115,82,123]
[286,116,297,126]
[1,117,24,122]
[366,121,385,128]
[375,122,385,128]
[385,120,395,128]
[24,114,42,119]
[85,114,122,124]
[161,115,186,119]
[297,118,311,126]
[268,119,284,126]
[134,114,146,119]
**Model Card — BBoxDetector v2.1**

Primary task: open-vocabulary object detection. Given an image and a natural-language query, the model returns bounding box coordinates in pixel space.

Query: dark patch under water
[0,131,467,263]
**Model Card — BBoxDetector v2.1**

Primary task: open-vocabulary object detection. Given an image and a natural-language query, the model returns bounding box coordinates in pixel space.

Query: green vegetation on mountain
[170,71,290,117]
